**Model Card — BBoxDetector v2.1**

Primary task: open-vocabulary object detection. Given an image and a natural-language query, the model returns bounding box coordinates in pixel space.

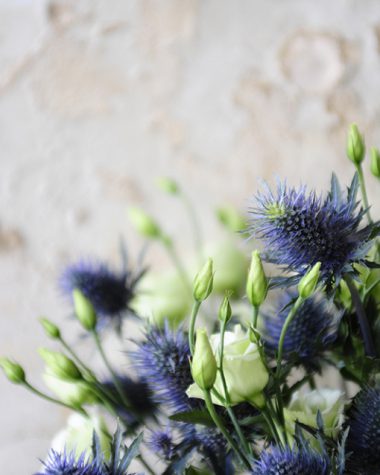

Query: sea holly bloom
[249,174,375,288]
[35,448,103,475]
[263,291,342,369]
[253,445,330,475]
[60,259,143,331]
[345,387,380,474]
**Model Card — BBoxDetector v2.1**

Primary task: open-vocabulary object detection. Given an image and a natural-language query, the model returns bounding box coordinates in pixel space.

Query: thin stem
[345,274,376,357]
[161,238,192,294]
[356,165,373,224]
[188,300,202,355]
[252,305,259,329]
[91,330,131,408]
[261,406,283,447]
[180,192,204,264]
[276,296,304,368]
[23,381,89,417]
[203,389,252,471]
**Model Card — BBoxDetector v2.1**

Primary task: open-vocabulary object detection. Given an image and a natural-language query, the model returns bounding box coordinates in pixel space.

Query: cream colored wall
[1,1,380,473]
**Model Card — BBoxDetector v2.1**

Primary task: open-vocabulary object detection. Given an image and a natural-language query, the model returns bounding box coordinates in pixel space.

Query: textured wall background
[1,0,380,473]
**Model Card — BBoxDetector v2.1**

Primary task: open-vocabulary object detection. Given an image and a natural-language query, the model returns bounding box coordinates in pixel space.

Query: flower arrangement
[1,124,380,474]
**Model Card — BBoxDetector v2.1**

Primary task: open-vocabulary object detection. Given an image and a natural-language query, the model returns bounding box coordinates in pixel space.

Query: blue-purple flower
[253,445,330,475]
[249,174,374,287]
[345,387,380,473]
[60,259,143,331]
[35,448,103,475]
[263,291,341,369]
[148,428,177,461]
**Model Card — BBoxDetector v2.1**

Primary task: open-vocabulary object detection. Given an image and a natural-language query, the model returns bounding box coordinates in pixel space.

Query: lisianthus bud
[157,177,180,195]
[191,329,217,390]
[246,250,268,307]
[298,262,321,299]
[39,348,82,381]
[218,295,232,323]
[73,289,97,331]
[193,258,214,302]
[43,373,97,407]
[128,207,162,239]
[347,123,365,165]
[0,358,25,384]
[216,206,246,233]
[187,325,269,407]
[370,147,380,179]
[39,318,61,339]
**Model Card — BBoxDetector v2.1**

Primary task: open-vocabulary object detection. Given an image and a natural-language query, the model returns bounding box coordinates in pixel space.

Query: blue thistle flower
[249,174,374,287]
[346,387,380,473]
[253,445,330,475]
[263,291,341,369]
[148,428,177,461]
[35,448,102,475]
[60,259,143,330]
[132,324,193,412]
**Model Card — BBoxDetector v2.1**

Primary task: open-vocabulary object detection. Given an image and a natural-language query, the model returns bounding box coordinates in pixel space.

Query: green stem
[180,192,204,263]
[356,165,373,224]
[252,305,259,329]
[188,300,202,355]
[92,330,131,409]
[23,381,89,417]
[203,389,252,471]
[345,274,376,357]
[276,296,304,369]
[261,406,283,446]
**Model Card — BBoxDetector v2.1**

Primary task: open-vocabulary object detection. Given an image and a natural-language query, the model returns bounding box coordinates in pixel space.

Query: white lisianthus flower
[284,388,345,441]
[187,325,268,407]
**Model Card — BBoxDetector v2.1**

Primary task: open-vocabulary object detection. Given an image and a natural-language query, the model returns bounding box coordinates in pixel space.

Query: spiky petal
[253,445,330,475]
[35,448,103,475]
[249,174,374,287]
[346,387,380,474]
[263,291,341,369]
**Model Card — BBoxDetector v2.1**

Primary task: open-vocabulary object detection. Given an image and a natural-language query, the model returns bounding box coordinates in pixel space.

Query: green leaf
[169,409,215,427]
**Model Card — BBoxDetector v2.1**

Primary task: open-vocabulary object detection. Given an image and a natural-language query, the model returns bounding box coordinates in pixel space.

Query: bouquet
[2,124,380,475]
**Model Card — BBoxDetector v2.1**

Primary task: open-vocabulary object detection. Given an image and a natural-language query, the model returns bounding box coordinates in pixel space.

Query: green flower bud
[73,289,97,331]
[347,123,365,165]
[298,262,321,299]
[218,295,232,323]
[128,207,162,239]
[0,358,25,384]
[216,206,247,233]
[370,147,380,179]
[246,250,268,307]
[191,329,217,390]
[157,177,180,195]
[39,348,82,381]
[193,258,214,302]
[39,318,61,339]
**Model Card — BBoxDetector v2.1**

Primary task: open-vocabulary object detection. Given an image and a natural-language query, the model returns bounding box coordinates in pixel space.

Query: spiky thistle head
[60,259,143,331]
[249,174,375,288]
[35,448,103,475]
[148,428,177,461]
[263,291,341,369]
[131,324,193,412]
[253,445,330,475]
[345,387,380,474]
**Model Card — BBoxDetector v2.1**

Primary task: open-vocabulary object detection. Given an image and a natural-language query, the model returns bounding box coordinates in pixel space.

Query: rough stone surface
[1,1,380,473]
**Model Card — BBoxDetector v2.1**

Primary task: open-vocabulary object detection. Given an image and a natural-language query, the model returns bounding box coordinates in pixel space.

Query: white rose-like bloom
[284,388,345,440]
[187,325,269,407]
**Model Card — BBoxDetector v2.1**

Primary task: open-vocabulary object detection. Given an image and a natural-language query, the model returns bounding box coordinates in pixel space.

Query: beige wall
[1,1,380,472]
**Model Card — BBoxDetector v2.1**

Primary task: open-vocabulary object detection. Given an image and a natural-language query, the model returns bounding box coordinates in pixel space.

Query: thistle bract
[249,174,374,287]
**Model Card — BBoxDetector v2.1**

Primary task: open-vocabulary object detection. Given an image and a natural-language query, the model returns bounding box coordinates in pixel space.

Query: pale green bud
[40,318,61,339]
[128,207,162,239]
[191,329,217,390]
[218,295,232,323]
[347,123,365,165]
[0,358,25,384]
[298,262,321,299]
[216,206,247,233]
[246,250,268,306]
[193,258,214,302]
[370,147,380,179]
[157,177,180,195]
[73,289,97,331]
[39,348,82,381]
